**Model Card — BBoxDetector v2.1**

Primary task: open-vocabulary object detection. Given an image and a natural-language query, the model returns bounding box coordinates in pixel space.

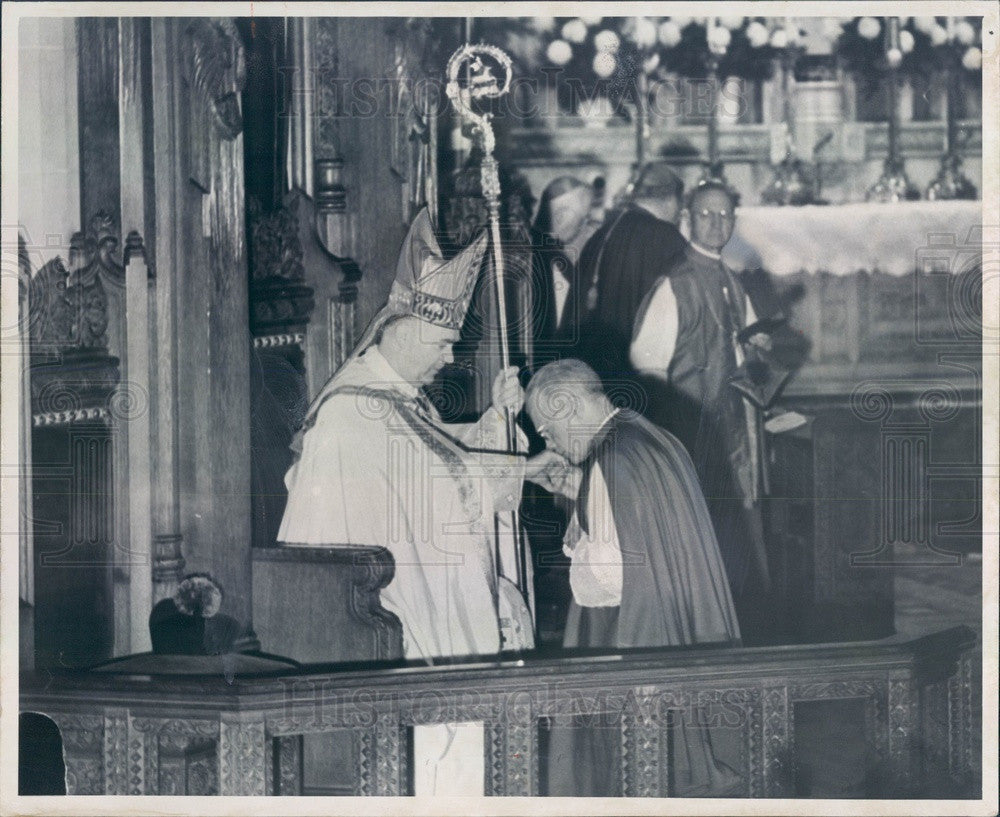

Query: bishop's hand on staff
[278,207,532,663]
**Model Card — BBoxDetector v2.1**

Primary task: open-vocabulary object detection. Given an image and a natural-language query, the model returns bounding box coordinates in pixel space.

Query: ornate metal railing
[20,626,978,797]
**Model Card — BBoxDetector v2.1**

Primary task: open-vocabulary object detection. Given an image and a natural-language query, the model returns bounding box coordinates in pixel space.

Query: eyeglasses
[694,208,734,222]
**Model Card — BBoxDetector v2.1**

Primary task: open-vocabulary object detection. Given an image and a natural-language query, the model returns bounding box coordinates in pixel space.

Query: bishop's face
[409,322,459,385]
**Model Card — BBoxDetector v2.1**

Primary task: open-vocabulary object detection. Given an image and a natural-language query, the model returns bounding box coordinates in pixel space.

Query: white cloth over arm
[563,462,623,607]
[629,274,757,373]
[630,276,679,374]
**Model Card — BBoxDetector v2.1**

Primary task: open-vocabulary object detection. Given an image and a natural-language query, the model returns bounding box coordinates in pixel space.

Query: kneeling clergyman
[525,359,743,797]
[277,208,529,794]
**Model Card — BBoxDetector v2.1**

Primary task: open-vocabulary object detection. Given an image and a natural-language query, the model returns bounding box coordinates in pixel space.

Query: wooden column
[175,17,253,629]
[148,19,185,601]
[142,17,254,634]
[123,236,153,652]
[76,18,120,228]
[118,18,155,653]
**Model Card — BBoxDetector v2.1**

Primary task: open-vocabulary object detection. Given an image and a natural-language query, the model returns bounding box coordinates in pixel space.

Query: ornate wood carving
[374,716,408,796]
[247,196,316,338]
[124,716,221,795]
[761,685,793,797]
[486,719,538,796]
[355,715,408,796]
[181,18,245,141]
[746,689,765,797]
[126,714,146,795]
[102,708,129,794]
[888,678,919,790]
[947,649,978,785]
[620,691,667,797]
[152,533,185,602]
[219,717,267,795]
[275,735,303,795]
[186,750,219,796]
[253,332,306,349]
[46,713,103,795]
[30,351,120,422]
[29,260,103,353]
[22,626,979,797]
[356,724,374,796]
[65,757,103,796]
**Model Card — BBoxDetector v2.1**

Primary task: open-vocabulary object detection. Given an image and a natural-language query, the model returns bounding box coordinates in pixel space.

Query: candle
[887,17,900,51]
[886,17,903,68]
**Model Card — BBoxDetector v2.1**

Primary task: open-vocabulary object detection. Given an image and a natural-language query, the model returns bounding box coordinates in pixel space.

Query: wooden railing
[20,626,978,797]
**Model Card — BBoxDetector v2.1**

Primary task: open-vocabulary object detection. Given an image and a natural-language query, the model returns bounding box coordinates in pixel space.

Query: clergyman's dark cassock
[638,243,767,599]
[546,410,742,797]
[575,205,687,381]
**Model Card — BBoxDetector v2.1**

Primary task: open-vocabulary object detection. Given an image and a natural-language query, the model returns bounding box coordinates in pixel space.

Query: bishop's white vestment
[278,348,529,794]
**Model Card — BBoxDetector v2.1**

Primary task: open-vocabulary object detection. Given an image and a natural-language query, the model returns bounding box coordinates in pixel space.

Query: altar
[724,199,984,388]
[720,200,985,644]
[726,199,984,276]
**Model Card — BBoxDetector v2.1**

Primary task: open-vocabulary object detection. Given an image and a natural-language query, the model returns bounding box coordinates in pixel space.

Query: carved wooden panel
[356,716,408,796]
[219,717,266,795]
[761,685,792,797]
[620,692,666,797]
[948,649,978,785]
[486,719,538,796]
[887,678,919,791]
[46,714,103,795]
[21,627,978,797]
[102,709,129,794]
[274,736,303,796]
[374,716,408,796]
[791,679,888,761]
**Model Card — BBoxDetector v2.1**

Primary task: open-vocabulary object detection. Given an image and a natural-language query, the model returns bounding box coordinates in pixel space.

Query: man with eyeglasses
[629,180,770,626]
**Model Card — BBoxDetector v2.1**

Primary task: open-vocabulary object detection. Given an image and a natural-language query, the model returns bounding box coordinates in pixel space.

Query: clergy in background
[277,208,529,794]
[525,359,742,797]
[574,161,687,381]
[529,175,600,355]
[631,180,770,618]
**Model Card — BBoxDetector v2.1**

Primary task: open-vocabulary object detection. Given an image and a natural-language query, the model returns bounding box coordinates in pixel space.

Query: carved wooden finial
[124,230,151,275]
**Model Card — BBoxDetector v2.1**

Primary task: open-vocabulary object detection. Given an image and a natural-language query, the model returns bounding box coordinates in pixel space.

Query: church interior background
[10,11,988,802]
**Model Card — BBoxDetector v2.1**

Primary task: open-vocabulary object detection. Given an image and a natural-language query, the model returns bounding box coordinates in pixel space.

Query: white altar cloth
[722,200,984,276]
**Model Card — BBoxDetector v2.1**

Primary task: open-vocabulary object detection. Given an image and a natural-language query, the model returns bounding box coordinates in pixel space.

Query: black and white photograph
[1,3,996,814]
